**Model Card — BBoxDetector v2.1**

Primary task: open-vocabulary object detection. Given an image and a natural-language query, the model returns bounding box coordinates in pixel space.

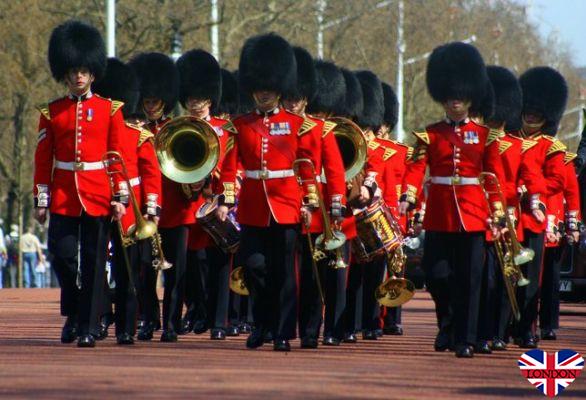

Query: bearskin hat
[176,49,222,108]
[93,58,139,118]
[519,66,568,136]
[128,52,179,115]
[355,70,384,129]
[283,46,317,102]
[238,33,296,95]
[341,68,364,120]
[48,20,106,82]
[426,42,488,109]
[381,82,398,130]
[215,69,239,116]
[486,66,522,129]
[306,61,346,116]
[470,80,495,123]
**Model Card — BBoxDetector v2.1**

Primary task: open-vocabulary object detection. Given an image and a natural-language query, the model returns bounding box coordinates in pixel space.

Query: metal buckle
[74,162,85,171]
[452,176,461,185]
[259,170,269,180]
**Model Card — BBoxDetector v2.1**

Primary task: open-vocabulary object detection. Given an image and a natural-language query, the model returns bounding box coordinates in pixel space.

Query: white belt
[244,169,295,180]
[430,176,479,185]
[54,160,104,171]
[129,177,141,187]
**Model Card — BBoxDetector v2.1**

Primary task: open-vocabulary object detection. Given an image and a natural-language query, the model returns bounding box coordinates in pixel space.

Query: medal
[87,108,93,122]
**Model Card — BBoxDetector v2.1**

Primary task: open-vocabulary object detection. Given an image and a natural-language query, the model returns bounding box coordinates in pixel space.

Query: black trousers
[362,257,387,331]
[138,239,160,327]
[298,236,348,340]
[344,262,364,335]
[240,222,298,340]
[111,224,140,336]
[539,245,563,331]
[48,212,110,335]
[422,231,485,346]
[184,248,207,325]
[160,226,189,332]
[201,247,231,329]
[516,231,545,337]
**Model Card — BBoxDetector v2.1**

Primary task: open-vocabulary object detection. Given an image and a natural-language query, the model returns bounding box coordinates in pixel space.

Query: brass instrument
[155,115,220,184]
[479,172,531,321]
[293,158,347,269]
[229,266,249,296]
[102,151,172,272]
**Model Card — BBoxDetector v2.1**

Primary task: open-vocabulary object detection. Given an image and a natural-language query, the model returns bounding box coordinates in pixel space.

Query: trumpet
[102,151,172,272]
[479,172,531,321]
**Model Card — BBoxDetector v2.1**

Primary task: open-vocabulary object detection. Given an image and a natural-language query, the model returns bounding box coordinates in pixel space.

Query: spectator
[7,225,19,288]
[21,227,43,288]
[0,219,6,288]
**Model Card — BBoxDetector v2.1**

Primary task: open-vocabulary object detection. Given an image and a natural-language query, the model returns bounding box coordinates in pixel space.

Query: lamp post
[210,0,220,61]
[170,25,183,62]
[106,0,116,57]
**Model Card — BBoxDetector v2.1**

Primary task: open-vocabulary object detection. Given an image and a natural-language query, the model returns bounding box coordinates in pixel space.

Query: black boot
[61,316,77,344]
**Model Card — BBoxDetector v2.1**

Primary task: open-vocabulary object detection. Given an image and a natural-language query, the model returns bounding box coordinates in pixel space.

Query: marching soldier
[216,33,314,351]
[399,42,505,357]
[129,52,183,342]
[93,58,162,345]
[34,20,126,347]
[515,66,568,348]
[282,48,347,348]
[176,49,232,340]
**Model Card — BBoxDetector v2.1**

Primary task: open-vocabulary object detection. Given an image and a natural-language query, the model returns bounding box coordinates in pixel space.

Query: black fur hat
[519,66,568,136]
[177,49,222,108]
[93,58,139,118]
[355,70,384,129]
[381,82,398,130]
[426,42,488,109]
[341,68,364,120]
[486,66,522,129]
[128,52,179,115]
[470,80,495,122]
[238,33,297,95]
[48,20,106,82]
[306,61,346,116]
[215,69,239,116]
[283,46,317,101]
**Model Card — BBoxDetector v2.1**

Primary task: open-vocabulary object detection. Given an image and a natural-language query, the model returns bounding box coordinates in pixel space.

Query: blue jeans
[23,252,37,288]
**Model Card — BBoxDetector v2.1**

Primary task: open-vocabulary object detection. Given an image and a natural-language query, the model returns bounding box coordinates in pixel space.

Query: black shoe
[239,323,252,334]
[343,333,357,343]
[362,330,378,340]
[94,323,108,341]
[137,320,146,330]
[160,330,178,342]
[246,329,265,349]
[61,317,77,344]
[137,323,154,341]
[181,318,194,334]
[77,334,96,348]
[322,336,341,346]
[518,336,537,349]
[192,320,208,335]
[541,329,557,340]
[375,328,383,338]
[263,331,274,343]
[225,326,240,337]
[491,338,507,351]
[300,337,318,349]
[273,339,291,352]
[383,325,404,335]
[475,340,492,354]
[434,328,453,352]
[117,333,134,345]
[455,344,474,358]
[210,328,226,340]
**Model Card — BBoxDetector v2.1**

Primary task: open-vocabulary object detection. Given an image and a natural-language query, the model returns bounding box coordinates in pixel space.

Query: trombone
[479,172,531,321]
[102,151,172,272]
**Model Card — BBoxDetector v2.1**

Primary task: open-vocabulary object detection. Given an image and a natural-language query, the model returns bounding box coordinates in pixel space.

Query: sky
[520,0,586,67]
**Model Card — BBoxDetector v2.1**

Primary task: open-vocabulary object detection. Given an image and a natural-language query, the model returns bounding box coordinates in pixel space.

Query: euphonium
[479,172,531,321]
[102,151,172,271]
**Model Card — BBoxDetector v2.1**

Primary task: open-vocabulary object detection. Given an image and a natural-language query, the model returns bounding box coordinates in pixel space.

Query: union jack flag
[518,349,584,397]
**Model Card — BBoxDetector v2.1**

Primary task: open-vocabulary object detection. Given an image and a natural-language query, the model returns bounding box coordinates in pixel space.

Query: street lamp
[170,25,183,62]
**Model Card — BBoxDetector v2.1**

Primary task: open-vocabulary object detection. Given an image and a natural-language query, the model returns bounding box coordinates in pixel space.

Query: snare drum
[351,200,402,263]
[196,197,240,253]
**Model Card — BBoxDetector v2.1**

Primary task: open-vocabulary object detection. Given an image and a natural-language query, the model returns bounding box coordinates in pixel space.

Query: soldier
[176,49,232,340]
[399,42,505,358]
[34,20,126,347]
[93,58,162,345]
[216,33,314,351]
[514,67,568,348]
[129,52,183,342]
[282,48,347,348]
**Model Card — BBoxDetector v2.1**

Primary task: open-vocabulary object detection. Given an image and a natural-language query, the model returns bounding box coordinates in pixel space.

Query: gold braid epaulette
[222,120,238,134]
[382,147,397,161]
[564,152,577,165]
[486,128,502,146]
[299,117,317,136]
[412,130,430,144]
[498,140,512,155]
[322,120,337,138]
[110,100,124,116]
[521,138,539,154]
[36,104,50,120]
[546,139,566,157]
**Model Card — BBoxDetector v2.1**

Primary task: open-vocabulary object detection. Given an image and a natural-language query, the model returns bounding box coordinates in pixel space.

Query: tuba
[479,172,531,321]
[155,115,220,184]
[102,151,172,273]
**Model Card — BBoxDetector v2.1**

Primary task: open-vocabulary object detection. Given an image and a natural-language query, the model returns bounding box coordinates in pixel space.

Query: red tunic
[34,92,124,217]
